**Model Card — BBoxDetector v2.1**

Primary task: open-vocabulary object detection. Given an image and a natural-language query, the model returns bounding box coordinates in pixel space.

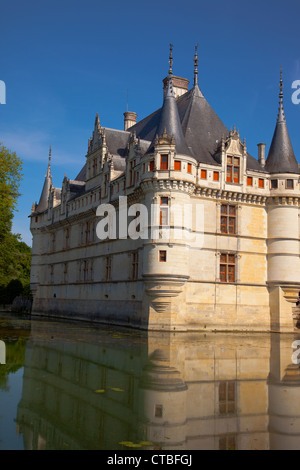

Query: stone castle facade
[30,49,300,332]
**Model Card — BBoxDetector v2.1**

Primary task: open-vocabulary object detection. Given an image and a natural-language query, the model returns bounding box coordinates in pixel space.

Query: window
[132,252,139,280]
[159,197,169,226]
[50,265,54,284]
[220,253,235,283]
[104,174,108,195]
[149,160,155,171]
[85,222,91,245]
[220,205,236,234]
[154,405,163,418]
[226,156,240,183]
[258,178,264,188]
[160,154,168,170]
[187,163,192,174]
[64,263,68,283]
[201,169,207,179]
[219,434,236,451]
[105,256,111,281]
[51,233,56,252]
[35,216,38,223]
[129,160,135,185]
[159,250,167,262]
[90,260,93,281]
[64,227,70,249]
[286,179,294,189]
[247,176,253,186]
[219,381,236,414]
[271,179,278,189]
[92,158,97,176]
[213,171,219,181]
[83,260,89,282]
[174,160,181,171]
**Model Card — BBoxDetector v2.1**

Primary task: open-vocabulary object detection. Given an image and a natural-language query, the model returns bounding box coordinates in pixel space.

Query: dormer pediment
[224,129,245,156]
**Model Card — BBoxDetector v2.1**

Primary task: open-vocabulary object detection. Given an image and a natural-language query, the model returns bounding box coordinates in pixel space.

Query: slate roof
[35,163,52,213]
[75,128,150,182]
[146,78,192,157]
[265,78,299,174]
[128,80,265,171]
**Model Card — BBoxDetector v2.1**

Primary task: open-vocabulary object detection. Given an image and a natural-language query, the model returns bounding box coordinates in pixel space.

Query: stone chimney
[257,143,266,167]
[124,111,137,131]
[163,76,189,99]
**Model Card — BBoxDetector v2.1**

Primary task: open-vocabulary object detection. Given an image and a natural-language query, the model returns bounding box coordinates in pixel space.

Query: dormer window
[92,158,97,177]
[226,156,240,183]
[160,154,168,170]
[129,160,135,185]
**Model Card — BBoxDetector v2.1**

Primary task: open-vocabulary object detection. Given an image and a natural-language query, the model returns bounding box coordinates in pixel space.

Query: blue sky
[0,0,300,246]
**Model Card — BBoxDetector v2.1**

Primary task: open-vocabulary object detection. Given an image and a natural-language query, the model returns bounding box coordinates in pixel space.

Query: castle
[30,47,300,332]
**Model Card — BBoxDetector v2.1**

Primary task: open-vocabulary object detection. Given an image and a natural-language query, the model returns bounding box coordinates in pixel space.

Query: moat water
[1,311,300,450]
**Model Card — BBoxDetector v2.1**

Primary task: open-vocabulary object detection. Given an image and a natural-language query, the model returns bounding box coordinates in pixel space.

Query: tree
[0,143,31,304]
[0,143,23,242]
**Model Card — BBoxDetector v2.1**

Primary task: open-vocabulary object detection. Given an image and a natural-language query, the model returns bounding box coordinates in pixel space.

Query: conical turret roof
[265,69,299,174]
[35,146,52,213]
[147,77,192,156]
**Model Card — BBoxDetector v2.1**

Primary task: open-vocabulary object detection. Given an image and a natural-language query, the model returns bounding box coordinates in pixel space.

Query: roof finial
[47,144,52,177]
[279,66,283,101]
[169,43,173,75]
[194,44,198,87]
[277,66,285,123]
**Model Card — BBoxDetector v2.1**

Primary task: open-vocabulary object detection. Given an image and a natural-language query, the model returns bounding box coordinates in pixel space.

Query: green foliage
[0,337,27,390]
[0,143,23,243]
[0,142,32,304]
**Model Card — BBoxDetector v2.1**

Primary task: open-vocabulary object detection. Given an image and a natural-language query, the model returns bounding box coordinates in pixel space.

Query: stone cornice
[193,188,300,206]
[267,195,300,206]
[194,187,268,205]
[141,179,195,194]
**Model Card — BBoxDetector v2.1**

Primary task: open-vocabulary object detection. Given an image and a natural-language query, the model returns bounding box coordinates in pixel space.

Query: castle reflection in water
[14,319,300,450]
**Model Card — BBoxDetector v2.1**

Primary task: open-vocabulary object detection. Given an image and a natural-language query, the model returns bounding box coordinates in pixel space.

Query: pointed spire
[35,146,53,213]
[147,76,191,156]
[194,44,198,87]
[166,74,175,98]
[277,66,285,123]
[265,68,299,174]
[47,144,52,177]
[168,43,173,75]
